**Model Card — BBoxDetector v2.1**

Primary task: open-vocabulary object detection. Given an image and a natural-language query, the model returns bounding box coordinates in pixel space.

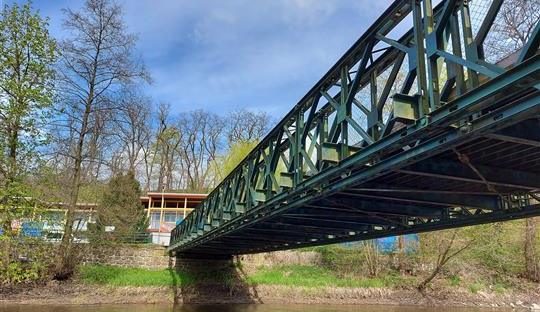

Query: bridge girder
[169,0,540,256]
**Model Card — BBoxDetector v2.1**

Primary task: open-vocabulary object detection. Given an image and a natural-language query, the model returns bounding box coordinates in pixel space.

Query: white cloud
[31,0,395,117]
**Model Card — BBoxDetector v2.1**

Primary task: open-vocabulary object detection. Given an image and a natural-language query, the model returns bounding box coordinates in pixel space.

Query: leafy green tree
[90,172,148,244]
[0,0,55,278]
[212,140,259,184]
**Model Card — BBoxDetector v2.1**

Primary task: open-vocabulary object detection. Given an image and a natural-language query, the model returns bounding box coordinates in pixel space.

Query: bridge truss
[169,0,540,257]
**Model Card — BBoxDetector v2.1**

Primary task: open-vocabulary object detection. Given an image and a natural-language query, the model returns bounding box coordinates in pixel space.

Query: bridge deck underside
[167,0,540,257]
[179,116,540,256]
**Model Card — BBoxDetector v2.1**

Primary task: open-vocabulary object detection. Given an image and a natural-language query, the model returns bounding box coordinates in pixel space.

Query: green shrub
[312,245,368,276]
[0,237,55,285]
[465,222,525,275]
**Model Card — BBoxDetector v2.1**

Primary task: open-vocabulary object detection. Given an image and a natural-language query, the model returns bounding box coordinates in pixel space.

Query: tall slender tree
[91,172,147,244]
[54,0,148,278]
[0,1,55,265]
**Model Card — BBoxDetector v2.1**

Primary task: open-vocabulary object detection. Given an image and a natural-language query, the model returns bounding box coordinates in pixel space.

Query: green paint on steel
[168,0,540,256]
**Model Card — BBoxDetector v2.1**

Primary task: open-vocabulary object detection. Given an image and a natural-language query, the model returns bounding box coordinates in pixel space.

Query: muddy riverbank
[1,280,539,310]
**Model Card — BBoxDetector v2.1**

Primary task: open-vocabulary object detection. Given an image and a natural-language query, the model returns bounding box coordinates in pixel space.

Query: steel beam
[397,159,540,191]
[169,0,540,255]
[485,119,540,147]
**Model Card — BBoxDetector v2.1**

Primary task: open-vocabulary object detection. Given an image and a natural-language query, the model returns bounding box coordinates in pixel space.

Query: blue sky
[22,0,393,117]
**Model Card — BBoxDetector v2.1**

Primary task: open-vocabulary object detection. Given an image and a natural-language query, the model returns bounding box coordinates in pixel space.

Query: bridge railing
[169,0,540,251]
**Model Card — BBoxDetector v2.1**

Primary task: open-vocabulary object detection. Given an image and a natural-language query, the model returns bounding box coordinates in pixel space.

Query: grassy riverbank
[10,259,536,308]
[78,259,536,296]
[1,221,538,308]
[78,220,540,297]
[247,265,389,288]
[79,264,390,289]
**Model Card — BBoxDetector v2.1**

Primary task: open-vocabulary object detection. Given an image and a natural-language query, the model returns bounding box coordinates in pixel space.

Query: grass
[79,265,197,287]
[468,283,484,293]
[446,275,462,287]
[493,284,505,294]
[246,265,386,288]
[80,263,391,289]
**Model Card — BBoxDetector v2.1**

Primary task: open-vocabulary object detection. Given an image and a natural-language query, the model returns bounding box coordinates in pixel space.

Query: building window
[73,213,88,231]
[150,212,161,230]
[43,212,64,231]
[164,212,176,223]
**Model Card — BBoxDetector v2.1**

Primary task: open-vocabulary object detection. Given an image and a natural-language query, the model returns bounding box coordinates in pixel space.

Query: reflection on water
[0,304,509,312]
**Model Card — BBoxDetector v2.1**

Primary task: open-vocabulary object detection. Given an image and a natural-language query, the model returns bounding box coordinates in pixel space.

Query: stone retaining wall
[82,245,174,270]
[239,250,321,269]
[82,245,321,271]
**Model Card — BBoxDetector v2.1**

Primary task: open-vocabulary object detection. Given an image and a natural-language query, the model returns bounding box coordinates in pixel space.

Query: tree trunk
[2,218,12,265]
[2,118,21,266]
[525,217,539,281]
[417,230,473,294]
[417,265,441,293]
[55,85,94,279]
[54,132,85,279]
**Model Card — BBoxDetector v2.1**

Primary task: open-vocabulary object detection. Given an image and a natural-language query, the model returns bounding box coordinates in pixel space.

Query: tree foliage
[0,0,55,222]
[90,172,148,244]
[0,0,56,284]
[212,140,260,184]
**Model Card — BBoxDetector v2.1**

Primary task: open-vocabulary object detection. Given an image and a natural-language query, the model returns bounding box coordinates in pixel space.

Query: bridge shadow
[169,253,261,305]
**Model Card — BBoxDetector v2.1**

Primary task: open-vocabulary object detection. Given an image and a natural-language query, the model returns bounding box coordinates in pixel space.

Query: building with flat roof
[5,192,207,246]
[141,192,207,245]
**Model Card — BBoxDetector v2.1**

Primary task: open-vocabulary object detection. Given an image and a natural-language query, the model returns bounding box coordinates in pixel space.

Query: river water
[0,305,510,312]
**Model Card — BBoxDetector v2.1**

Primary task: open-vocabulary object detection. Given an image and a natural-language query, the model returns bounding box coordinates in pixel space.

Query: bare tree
[179,110,225,192]
[140,103,169,191]
[113,87,152,175]
[148,103,182,191]
[80,108,111,180]
[157,120,183,191]
[140,120,156,191]
[524,217,539,281]
[226,109,270,144]
[417,229,475,294]
[54,0,148,278]
[485,0,540,62]
[363,240,381,277]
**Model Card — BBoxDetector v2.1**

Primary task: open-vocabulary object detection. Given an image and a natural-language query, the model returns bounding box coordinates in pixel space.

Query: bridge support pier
[173,252,233,272]
[169,252,259,304]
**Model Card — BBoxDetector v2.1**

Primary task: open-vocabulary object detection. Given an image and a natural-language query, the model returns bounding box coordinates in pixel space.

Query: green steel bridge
[169,0,540,257]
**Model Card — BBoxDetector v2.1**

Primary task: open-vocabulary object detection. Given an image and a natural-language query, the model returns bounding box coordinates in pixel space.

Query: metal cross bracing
[169,0,540,257]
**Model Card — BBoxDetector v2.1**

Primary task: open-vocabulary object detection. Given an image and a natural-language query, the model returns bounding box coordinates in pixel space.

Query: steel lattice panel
[168,0,540,257]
